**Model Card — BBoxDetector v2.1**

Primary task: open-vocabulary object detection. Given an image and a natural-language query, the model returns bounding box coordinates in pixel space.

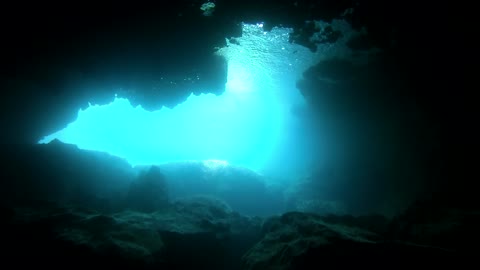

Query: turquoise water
[39,22,351,176]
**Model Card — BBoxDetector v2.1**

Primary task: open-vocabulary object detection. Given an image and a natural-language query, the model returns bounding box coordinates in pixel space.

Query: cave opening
[38,23,323,177]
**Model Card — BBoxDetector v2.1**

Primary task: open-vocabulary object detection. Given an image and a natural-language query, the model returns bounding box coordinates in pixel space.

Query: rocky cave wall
[0,1,476,212]
[1,0,356,143]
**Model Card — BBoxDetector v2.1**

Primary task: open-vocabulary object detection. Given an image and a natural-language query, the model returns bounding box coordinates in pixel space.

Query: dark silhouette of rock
[0,142,135,210]
[126,166,169,212]
[157,161,284,216]
[159,196,263,269]
[243,211,467,270]
[0,1,476,269]
[5,198,263,269]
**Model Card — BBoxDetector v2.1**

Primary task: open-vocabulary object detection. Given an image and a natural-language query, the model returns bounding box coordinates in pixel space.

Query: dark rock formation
[159,196,263,269]
[4,198,263,269]
[0,0,356,144]
[0,141,135,210]
[0,1,476,269]
[291,0,476,214]
[3,0,467,146]
[155,161,285,216]
[126,166,169,212]
[243,211,471,270]
[243,212,381,270]
[0,141,284,216]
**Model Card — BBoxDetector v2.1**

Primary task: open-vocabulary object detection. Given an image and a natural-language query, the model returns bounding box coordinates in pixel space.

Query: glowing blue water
[40,85,282,171]
[39,22,352,174]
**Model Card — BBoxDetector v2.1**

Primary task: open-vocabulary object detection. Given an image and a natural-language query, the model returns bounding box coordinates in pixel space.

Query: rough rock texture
[242,212,471,270]
[4,202,476,270]
[243,212,380,270]
[1,0,474,217]
[0,1,476,268]
[2,1,469,149]
[5,197,263,269]
[0,0,356,143]
[0,142,285,216]
[296,55,428,216]
[155,161,285,216]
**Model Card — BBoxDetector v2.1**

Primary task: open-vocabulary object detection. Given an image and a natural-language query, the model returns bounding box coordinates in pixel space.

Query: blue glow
[40,86,281,170]
[39,23,334,174]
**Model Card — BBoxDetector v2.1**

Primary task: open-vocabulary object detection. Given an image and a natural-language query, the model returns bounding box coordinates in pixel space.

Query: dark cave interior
[0,1,477,269]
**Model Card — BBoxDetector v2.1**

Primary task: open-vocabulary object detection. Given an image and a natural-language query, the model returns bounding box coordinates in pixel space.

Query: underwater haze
[2,1,475,269]
[39,22,352,177]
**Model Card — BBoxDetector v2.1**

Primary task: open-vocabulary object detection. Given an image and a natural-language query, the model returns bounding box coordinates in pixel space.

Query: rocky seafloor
[1,142,477,269]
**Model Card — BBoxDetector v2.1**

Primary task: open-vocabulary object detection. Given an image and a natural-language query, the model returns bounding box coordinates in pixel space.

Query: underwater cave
[0,1,476,269]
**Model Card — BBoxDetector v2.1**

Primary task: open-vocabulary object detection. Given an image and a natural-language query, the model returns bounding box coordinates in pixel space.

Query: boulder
[5,198,263,269]
[242,211,463,270]
[126,166,169,212]
[157,161,284,216]
[0,142,135,210]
